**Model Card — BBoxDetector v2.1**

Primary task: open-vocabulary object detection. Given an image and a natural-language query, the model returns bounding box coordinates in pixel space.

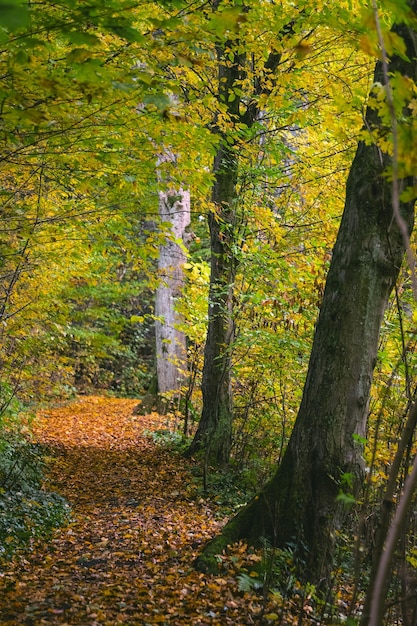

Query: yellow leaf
[359,34,378,58]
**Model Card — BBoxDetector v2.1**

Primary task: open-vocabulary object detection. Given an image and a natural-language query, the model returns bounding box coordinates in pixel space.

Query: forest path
[0,396,262,625]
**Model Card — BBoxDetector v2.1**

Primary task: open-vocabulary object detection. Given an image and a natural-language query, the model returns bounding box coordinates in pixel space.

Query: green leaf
[353,433,366,446]
[400,186,417,202]
[0,0,29,31]
[237,572,263,592]
[106,24,145,43]
[207,8,245,37]
[143,92,171,113]
[66,48,93,63]
[64,31,101,47]
[336,492,356,506]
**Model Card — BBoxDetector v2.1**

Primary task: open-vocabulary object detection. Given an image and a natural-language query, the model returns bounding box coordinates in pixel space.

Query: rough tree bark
[185,30,244,463]
[195,11,416,583]
[185,143,237,463]
[186,4,285,464]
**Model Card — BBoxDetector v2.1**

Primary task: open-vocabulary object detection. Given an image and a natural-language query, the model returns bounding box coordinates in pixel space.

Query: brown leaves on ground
[0,396,290,625]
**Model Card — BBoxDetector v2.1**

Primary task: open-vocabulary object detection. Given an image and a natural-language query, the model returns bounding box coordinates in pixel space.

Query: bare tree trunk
[155,188,190,402]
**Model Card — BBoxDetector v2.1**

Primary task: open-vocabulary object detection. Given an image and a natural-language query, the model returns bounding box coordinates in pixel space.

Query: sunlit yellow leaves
[206,7,247,38]
[357,4,409,61]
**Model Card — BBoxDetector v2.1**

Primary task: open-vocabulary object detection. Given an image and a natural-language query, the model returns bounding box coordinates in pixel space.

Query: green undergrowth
[146,426,263,515]
[144,427,189,452]
[197,466,257,516]
[0,393,70,564]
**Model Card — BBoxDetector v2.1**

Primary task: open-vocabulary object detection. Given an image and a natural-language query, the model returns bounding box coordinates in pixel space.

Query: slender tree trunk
[195,14,416,581]
[361,399,417,625]
[367,455,417,626]
[186,141,238,463]
[360,2,417,621]
[186,36,243,463]
[186,10,284,463]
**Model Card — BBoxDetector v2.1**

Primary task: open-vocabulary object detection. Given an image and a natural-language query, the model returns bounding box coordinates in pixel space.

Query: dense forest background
[1,0,417,624]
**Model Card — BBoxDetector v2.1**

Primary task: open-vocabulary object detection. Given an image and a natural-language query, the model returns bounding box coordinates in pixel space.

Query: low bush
[0,392,70,563]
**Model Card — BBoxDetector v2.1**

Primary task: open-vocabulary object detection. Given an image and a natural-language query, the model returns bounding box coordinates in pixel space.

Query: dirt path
[0,397,265,625]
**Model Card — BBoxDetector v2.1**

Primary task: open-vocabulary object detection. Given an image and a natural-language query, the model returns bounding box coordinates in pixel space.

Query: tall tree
[195,2,417,583]
[186,1,296,464]
[185,33,242,463]
[155,182,190,401]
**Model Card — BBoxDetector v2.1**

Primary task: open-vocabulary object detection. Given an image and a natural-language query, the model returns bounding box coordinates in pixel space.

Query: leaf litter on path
[0,396,270,625]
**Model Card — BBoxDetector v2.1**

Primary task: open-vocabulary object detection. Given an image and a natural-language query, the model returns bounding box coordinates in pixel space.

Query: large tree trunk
[195,13,416,582]
[155,188,190,400]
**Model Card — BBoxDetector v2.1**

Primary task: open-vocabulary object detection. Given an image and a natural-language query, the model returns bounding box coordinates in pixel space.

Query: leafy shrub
[234,542,297,594]
[0,486,70,561]
[0,393,70,562]
[144,428,188,452]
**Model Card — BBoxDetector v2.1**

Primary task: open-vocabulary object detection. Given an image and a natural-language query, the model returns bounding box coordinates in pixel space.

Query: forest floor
[0,396,315,625]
